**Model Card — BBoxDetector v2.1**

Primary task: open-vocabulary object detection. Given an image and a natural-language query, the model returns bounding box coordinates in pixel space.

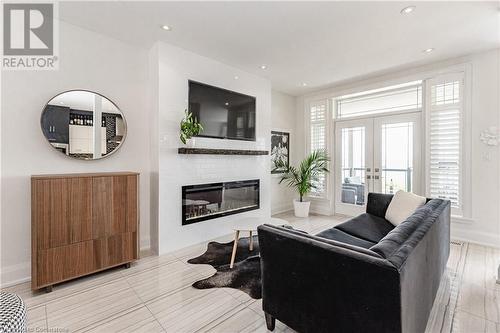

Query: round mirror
[41,90,126,160]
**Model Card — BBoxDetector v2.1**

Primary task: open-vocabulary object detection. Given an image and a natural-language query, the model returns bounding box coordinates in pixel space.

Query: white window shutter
[426,73,464,214]
[308,100,328,197]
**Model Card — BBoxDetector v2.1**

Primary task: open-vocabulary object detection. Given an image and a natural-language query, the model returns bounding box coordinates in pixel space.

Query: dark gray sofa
[258,193,451,333]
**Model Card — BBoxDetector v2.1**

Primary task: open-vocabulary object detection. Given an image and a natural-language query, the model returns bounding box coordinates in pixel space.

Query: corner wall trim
[0,262,31,289]
[451,228,500,249]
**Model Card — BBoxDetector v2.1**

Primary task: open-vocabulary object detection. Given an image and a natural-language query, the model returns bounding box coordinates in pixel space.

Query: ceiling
[59,1,500,96]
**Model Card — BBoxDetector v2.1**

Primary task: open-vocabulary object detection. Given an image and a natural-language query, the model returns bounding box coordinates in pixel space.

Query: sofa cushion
[315,228,376,249]
[271,225,382,258]
[335,213,395,243]
[370,200,443,258]
[366,193,394,218]
[385,190,426,226]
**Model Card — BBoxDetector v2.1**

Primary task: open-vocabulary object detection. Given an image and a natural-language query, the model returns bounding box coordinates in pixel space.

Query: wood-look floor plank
[46,279,142,332]
[82,305,165,333]
[147,287,243,333]
[26,304,47,332]
[125,260,208,303]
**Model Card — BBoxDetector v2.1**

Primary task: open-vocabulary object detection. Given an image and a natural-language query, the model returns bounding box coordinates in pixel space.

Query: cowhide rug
[187,236,262,299]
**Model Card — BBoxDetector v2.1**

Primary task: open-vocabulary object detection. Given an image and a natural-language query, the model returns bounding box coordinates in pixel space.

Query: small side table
[229,217,289,268]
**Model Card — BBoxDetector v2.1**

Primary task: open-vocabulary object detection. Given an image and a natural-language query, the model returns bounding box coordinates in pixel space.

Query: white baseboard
[310,205,332,216]
[309,198,333,216]
[0,262,31,288]
[271,203,293,215]
[140,236,151,252]
[451,227,500,249]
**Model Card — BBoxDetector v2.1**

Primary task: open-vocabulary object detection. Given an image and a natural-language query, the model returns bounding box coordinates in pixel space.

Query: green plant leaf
[277,150,330,200]
[179,109,204,144]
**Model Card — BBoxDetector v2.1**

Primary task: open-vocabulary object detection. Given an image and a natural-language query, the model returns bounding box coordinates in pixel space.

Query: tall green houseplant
[180,110,203,144]
[278,150,330,202]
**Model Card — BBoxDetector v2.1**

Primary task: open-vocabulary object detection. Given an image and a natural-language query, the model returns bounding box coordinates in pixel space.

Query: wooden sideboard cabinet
[31,172,139,291]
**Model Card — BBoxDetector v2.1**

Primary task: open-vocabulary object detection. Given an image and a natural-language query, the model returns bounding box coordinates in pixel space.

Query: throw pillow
[385,190,426,226]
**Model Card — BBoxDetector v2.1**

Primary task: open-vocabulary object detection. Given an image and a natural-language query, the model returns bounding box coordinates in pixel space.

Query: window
[336,81,422,119]
[309,100,328,197]
[426,73,464,214]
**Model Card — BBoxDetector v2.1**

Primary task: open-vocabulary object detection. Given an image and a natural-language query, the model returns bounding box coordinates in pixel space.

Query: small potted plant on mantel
[277,150,330,217]
[180,110,203,148]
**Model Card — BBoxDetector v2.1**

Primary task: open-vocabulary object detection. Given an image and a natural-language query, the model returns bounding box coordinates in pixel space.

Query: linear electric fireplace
[182,179,260,225]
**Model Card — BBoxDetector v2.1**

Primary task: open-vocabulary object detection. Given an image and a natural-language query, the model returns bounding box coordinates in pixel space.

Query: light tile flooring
[3,212,500,332]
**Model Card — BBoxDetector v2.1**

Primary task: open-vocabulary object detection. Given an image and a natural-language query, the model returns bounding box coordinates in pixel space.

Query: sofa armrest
[366,192,393,218]
[258,224,402,333]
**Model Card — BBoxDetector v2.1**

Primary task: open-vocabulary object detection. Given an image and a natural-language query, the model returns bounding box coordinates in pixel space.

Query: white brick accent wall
[153,42,271,254]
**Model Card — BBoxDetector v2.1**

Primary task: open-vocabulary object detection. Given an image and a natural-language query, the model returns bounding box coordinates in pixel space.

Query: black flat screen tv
[188,81,256,141]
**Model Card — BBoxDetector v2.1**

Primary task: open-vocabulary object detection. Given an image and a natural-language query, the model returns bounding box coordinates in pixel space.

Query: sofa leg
[265,312,275,331]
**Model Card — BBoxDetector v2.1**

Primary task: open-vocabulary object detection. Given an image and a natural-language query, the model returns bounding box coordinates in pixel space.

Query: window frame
[424,71,471,218]
[302,63,472,220]
[305,99,331,200]
[335,80,423,119]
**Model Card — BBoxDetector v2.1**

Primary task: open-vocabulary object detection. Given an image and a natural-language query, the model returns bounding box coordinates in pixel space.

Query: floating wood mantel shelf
[178,148,269,155]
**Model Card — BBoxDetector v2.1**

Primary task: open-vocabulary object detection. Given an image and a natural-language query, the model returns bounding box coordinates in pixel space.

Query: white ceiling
[59,1,500,96]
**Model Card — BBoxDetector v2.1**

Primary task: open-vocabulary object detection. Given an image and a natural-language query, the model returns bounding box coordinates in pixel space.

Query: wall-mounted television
[188,81,256,141]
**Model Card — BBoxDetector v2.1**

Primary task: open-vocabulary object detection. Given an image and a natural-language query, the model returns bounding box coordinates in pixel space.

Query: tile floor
[3,212,499,332]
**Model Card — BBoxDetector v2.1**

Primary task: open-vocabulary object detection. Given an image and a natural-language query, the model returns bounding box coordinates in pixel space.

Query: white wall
[271,90,297,214]
[295,48,500,247]
[1,21,151,286]
[152,42,271,254]
[452,50,500,247]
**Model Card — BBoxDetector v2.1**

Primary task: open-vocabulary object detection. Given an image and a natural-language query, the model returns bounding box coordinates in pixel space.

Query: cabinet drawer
[92,176,138,238]
[33,178,71,250]
[93,232,137,269]
[33,178,92,250]
[37,241,94,287]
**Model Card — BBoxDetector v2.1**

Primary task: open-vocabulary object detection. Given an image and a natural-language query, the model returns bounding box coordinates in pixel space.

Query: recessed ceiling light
[260,65,267,70]
[161,25,172,31]
[225,102,229,106]
[301,82,307,87]
[423,48,434,54]
[400,6,415,14]
[234,75,239,80]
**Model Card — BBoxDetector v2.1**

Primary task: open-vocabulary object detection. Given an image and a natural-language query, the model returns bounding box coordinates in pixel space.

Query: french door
[335,113,422,216]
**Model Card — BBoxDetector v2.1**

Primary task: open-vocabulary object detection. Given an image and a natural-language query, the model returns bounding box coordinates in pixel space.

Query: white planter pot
[185,137,196,148]
[293,199,311,218]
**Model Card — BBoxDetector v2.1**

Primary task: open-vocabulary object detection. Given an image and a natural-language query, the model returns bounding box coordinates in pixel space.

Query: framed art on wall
[271,131,290,174]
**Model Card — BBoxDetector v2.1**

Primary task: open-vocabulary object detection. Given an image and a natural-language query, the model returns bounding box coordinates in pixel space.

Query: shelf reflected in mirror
[41,90,126,160]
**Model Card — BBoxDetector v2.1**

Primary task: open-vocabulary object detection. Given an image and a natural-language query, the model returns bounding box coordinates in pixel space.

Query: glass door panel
[381,122,413,193]
[335,119,373,216]
[341,127,366,204]
[374,113,422,196]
